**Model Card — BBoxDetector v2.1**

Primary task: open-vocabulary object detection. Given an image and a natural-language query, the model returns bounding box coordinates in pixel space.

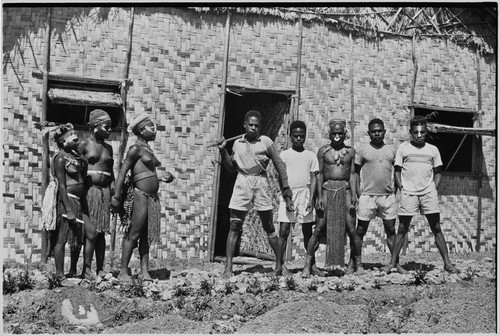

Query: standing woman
[78,109,114,279]
[111,113,174,282]
[51,123,89,286]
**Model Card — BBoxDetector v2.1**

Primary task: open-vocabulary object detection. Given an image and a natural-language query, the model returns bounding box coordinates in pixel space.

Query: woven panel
[2,8,496,264]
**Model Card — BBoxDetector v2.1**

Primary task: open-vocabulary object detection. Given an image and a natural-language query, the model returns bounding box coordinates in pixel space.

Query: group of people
[43,107,459,287]
[43,110,173,286]
[217,110,459,278]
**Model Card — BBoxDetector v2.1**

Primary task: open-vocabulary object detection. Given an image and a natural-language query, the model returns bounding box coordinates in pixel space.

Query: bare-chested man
[302,119,357,277]
[111,113,174,282]
[78,109,114,279]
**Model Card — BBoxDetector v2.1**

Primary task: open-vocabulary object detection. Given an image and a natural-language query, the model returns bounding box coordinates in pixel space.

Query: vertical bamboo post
[474,49,483,252]
[284,16,303,263]
[349,32,355,148]
[401,33,419,255]
[110,7,134,265]
[208,11,232,262]
[40,7,52,263]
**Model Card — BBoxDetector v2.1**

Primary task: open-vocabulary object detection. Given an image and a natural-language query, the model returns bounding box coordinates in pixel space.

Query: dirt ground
[3,250,497,334]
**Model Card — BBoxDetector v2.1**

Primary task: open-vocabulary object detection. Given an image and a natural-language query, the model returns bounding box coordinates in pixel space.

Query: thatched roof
[191,6,497,54]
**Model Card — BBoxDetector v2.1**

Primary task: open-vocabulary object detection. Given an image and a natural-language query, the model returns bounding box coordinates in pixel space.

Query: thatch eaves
[191,6,497,54]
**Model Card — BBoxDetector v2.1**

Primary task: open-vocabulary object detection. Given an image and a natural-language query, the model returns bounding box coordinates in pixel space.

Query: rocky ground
[2,250,497,334]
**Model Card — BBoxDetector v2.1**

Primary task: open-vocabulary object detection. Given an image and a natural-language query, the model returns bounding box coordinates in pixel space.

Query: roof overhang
[47,88,123,107]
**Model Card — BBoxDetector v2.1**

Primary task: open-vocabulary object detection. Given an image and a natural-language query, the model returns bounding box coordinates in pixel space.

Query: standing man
[217,110,293,278]
[382,116,458,274]
[78,109,115,280]
[275,120,319,276]
[353,118,405,274]
[302,119,357,277]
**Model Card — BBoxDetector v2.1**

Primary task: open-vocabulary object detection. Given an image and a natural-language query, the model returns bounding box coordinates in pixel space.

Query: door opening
[214,89,292,258]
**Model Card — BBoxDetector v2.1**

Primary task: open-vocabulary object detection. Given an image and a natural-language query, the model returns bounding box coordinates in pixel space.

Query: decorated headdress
[128,113,153,134]
[52,123,75,145]
[328,119,346,129]
[87,109,111,128]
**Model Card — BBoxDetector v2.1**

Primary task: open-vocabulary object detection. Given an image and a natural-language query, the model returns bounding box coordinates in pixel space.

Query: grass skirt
[87,185,111,233]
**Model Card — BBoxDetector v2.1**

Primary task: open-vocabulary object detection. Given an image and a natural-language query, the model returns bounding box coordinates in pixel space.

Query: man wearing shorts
[382,116,459,274]
[275,120,319,276]
[217,110,293,278]
[353,118,405,273]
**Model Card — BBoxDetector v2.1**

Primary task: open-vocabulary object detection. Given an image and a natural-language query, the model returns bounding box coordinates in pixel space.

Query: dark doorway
[213,89,292,257]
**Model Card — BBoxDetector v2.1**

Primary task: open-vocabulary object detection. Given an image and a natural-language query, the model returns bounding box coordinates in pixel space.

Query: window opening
[414,107,474,173]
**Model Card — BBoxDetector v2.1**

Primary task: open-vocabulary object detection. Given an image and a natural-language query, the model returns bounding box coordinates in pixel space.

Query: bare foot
[82,269,96,281]
[97,270,106,278]
[395,264,408,274]
[65,271,77,278]
[301,268,311,278]
[311,265,325,277]
[221,270,233,279]
[382,264,394,274]
[355,263,366,275]
[141,272,153,282]
[345,260,355,275]
[282,265,293,276]
[444,264,459,274]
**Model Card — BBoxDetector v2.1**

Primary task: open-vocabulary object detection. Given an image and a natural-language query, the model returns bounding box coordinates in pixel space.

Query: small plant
[17,268,35,291]
[307,278,318,291]
[463,266,478,281]
[266,276,280,292]
[373,278,382,290]
[173,296,186,310]
[285,276,297,291]
[411,266,428,286]
[246,277,262,295]
[198,279,214,296]
[47,272,62,289]
[174,284,192,297]
[3,271,18,294]
[120,275,145,297]
[224,281,235,295]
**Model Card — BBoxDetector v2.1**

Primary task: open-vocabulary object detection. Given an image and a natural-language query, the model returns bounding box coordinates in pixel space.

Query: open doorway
[213,88,293,258]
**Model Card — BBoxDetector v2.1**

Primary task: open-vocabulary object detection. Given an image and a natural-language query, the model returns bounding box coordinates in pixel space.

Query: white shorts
[398,189,440,216]
[229,174,273,211]
[356,194,397,221]
[277,187,314,223]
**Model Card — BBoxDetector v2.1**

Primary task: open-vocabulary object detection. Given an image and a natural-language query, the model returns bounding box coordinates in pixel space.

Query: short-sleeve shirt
[280,148,319,188]
[355,143,396,195]
[232,135,274,175]
[395,142,442,195]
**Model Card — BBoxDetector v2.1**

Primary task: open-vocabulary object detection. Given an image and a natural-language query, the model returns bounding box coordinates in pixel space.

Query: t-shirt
[280,148,319,188]
[355,143,396,195]
[232,135,276,175]
[395,142,442,195]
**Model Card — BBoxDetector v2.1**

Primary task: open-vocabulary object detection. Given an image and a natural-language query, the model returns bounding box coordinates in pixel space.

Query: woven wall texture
[2,7,496,264]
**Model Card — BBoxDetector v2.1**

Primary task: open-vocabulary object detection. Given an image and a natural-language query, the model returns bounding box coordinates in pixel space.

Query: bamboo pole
[208,11,232,262]
[110,7,134,265]
[349,32,355,147]
[284,16,304,263]
[475,49,483,252]
[40,7,52,263]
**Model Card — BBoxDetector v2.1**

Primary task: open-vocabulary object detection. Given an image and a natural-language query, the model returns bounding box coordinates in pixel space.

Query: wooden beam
[40,7,52,264]
[32,70,122,90]
[208,11,231,262]
[386,7,403,30]
[410,103,477,114]
[293,17,303,122]
[110,7,134,265]
[475,49,483,252]
[421,8,442,34]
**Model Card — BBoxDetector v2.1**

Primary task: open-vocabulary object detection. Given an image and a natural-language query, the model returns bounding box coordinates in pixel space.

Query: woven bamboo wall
[2,7,496,264]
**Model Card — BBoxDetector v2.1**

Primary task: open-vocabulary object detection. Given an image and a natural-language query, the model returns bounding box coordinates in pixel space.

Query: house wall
[2,7,496,264]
